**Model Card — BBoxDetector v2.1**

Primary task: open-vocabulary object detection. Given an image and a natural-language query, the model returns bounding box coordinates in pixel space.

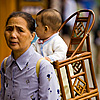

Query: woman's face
[4,17,33,55]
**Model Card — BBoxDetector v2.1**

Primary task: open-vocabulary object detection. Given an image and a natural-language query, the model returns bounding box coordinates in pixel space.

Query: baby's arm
[47,37,68,61]
[44,57,51,62]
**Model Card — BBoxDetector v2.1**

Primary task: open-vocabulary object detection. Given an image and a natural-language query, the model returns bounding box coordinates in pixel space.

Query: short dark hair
[36,9,62,32]
[6,11,35,34]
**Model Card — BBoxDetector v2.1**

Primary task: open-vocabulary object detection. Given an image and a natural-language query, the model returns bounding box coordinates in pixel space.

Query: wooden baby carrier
[53,9,99,100]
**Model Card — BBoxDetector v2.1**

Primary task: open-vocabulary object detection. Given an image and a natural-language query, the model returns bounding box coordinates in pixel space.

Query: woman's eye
[17,27,24,32]
[6,27,13,31]
[19,28,23,32]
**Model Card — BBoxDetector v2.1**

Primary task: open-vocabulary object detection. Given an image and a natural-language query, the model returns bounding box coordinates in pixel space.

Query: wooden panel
[18,0,48,19]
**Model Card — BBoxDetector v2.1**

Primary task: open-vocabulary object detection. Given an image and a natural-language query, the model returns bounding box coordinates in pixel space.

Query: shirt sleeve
[47,37,68,61]
[38,59,61,100]
[0,61,5,100]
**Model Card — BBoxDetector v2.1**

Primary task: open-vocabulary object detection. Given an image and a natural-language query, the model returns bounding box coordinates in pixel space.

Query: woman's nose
[10,29,17,38]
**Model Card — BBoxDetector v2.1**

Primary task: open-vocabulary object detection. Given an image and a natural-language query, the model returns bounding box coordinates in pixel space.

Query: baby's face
[36,14,54,40]
[36,20,45,39]
[36,15,49,40]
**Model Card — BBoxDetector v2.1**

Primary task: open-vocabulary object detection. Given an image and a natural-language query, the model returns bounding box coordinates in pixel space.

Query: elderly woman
[0,11,60,100]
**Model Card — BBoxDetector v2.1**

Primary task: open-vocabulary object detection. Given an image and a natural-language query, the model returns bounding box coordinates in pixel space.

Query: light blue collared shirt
[0,45,61,100]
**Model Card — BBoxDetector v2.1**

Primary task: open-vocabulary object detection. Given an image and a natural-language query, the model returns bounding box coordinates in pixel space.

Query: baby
[33,9,73,99]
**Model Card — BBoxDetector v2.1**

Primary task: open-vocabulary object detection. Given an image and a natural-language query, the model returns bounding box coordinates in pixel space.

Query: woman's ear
[31,32,35,42]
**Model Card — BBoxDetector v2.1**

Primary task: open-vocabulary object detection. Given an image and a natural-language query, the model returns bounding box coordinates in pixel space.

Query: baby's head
[36,9,62,40]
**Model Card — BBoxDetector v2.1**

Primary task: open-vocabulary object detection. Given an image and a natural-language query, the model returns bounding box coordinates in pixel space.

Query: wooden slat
[71,72,85,79]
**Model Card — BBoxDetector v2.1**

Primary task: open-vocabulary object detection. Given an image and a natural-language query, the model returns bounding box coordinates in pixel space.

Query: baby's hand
[44,57,51,62]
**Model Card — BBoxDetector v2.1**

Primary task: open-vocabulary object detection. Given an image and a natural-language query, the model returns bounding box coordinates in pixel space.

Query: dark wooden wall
[0,0,17,64]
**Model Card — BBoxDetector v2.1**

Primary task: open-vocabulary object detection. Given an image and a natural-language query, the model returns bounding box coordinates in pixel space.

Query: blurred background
[0,0,100,97]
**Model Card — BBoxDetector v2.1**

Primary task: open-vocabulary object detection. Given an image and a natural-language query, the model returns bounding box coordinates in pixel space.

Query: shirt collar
[7,55,15,69]
[37,32,59,44]
[7,45,34,70]
[16,45,34,70]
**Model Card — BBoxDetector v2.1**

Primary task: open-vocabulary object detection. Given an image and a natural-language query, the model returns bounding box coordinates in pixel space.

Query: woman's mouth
[10,41,18,45]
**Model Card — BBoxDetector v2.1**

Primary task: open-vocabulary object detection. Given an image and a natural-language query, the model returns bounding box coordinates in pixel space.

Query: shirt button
[26,79,30,84]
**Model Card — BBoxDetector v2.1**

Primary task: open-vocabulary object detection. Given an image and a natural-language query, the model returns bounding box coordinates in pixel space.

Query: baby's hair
[36,9,62,32]
[6,11,35,34]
